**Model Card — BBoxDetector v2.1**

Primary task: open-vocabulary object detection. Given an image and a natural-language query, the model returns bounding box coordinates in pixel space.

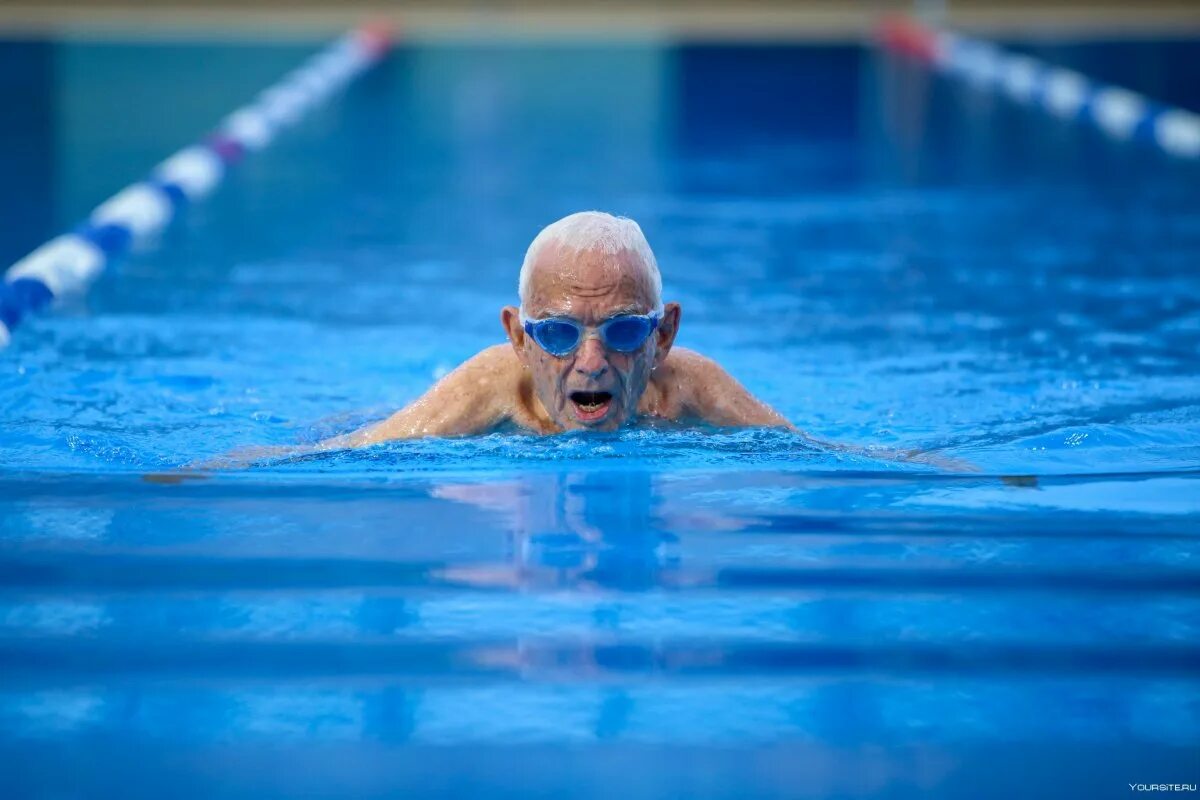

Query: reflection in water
[432,469,678,591]
[1,36,1199,798]
[0,467,1197,778]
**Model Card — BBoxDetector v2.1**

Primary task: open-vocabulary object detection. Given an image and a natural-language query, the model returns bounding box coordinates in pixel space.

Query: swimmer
[323,210,792,446]
[186,211,970,473]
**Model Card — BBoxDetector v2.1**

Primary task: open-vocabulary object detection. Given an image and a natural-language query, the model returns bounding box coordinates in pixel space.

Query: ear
[653,302,681,368]
[500,305,529,365]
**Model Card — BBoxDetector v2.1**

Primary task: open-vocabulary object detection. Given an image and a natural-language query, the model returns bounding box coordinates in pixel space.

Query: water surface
[1,36,1198,799]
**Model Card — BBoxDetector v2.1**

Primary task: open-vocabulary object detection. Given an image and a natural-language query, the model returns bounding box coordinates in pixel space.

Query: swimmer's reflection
[431,469,677,591]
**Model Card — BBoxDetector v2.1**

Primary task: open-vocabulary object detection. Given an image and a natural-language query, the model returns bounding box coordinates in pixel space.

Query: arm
[321,344,515,448]
[175,346,514,471]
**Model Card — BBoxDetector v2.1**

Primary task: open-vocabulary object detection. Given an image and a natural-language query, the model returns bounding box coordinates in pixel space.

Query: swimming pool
[1,32,1198,798]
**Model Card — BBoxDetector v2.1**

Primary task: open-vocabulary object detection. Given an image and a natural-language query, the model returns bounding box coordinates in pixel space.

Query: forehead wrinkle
[536,288,647,317]
[530,302,648,323]
[566,284,619,298]
[531,273,642,302]
[525,247,655,319]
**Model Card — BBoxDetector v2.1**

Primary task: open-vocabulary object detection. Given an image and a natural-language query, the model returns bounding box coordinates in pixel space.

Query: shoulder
[654,347,793,429]
[356,344,522,444]
[643,347,721,418]
[655,347,728,393]
[427,344,525,417]
[450,343,522,383]
[660,346,719,376]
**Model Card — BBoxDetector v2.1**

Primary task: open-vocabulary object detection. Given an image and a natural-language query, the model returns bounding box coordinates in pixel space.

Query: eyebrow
[604,304,646,317]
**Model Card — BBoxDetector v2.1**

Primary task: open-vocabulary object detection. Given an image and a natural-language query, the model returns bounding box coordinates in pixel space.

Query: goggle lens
[532,319,582,356]
[602,316,654,351]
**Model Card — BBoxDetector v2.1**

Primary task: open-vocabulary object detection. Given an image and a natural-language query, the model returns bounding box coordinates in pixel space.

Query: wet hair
[519,211,663,311]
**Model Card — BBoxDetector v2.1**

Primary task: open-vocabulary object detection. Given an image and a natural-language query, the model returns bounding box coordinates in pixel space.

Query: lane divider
[877,16,1200,162]
[0,24,392,349]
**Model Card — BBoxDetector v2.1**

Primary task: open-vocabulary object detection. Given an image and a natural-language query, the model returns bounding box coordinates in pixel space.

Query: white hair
[519,211,662,311]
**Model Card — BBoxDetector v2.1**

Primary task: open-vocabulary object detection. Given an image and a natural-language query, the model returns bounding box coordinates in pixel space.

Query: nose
[573,334,609,380]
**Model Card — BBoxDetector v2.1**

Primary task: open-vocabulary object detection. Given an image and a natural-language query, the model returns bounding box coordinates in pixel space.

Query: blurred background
[2,0,1198,294]
[1,0,1199,35]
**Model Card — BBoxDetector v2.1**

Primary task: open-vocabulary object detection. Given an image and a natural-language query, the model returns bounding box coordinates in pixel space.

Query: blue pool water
[1,35,1199,798]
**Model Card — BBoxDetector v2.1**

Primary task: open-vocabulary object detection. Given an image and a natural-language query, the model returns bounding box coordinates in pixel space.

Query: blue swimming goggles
[521,309,662,357]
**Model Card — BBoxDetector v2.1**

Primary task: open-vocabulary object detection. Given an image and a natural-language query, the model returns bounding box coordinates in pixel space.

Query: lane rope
[0,24,392,348]
[876,16,1200,162]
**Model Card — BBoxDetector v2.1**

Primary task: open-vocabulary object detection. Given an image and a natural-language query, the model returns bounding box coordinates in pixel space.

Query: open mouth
[569,391,613,422]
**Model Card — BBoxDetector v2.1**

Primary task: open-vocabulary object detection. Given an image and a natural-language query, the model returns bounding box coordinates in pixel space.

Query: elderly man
[330,211,791,446]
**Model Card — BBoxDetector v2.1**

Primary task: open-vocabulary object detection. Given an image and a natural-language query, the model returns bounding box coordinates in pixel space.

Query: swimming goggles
[521,309,662,357]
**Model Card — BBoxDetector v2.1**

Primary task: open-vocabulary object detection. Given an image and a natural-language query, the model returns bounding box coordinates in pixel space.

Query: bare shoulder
[412,342,522,419]
[455,343,523,381]
[408,343,522,404]
[659,346,721,378]
[338,344,521,446]
[656,346,742,391]
[654,347,793,429]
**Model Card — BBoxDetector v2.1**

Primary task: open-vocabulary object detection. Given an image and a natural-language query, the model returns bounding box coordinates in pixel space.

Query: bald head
[519,211,662,313]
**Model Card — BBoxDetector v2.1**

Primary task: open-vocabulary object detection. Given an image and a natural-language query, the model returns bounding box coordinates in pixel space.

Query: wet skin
[332,243,793,445]
[184,246,977,470]
[507,243,674,432]
[175,244,982,469]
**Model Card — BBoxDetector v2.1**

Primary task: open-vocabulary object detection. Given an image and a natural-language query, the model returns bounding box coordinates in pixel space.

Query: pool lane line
[0,23,392,350]
[1,552,1197,595]
[1,637,1198,678]
[876,15,1200,162]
